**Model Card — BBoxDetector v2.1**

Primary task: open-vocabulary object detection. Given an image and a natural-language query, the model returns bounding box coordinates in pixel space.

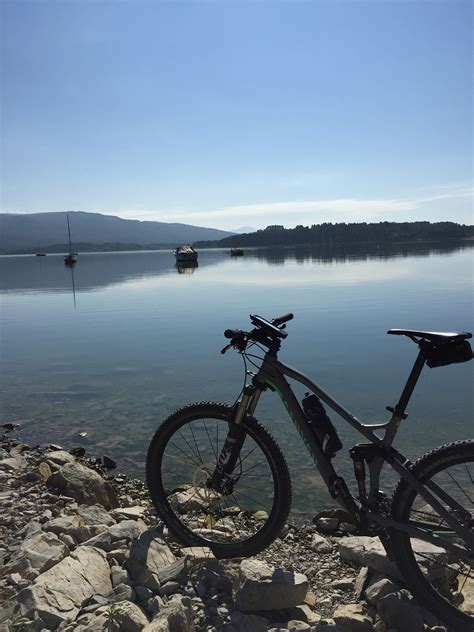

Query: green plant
[104,605,124,630]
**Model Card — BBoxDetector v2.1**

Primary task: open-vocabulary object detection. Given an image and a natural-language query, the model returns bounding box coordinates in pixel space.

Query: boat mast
[67,213,72,253]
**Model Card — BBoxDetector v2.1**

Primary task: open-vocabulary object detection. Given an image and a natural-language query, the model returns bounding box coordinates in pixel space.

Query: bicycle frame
[226,348,474,557]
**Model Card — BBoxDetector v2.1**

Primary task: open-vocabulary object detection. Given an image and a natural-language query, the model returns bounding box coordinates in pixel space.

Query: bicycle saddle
[387,329,472,343]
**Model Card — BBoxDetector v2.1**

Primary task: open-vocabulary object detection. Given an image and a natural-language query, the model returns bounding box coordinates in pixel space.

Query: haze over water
[1,243,472,515]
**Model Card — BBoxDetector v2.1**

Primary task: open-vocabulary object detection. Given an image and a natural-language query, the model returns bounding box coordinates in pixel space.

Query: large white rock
[13,531,69,574]
[74,600,149,632]
[235,559,308,612]
[127,529,177,590]
[14,546,112,629]
[47,462,119,509]
[338,536,400,578]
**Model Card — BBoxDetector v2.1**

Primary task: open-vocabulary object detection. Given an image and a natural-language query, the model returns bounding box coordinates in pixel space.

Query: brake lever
[221,343,232,355]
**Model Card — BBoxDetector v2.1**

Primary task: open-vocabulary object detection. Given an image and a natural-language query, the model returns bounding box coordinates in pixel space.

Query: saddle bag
[425,340,473,368]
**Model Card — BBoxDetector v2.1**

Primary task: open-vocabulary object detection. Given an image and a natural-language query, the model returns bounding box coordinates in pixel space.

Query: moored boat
[230,248,244,256]
[174,245,198,262]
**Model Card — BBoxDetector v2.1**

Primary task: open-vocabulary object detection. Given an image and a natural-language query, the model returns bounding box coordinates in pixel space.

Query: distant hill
[195,221,474,248]
[0,211,234,254]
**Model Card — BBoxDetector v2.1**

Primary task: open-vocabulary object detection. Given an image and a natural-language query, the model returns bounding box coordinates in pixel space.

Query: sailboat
[64,213,77,266]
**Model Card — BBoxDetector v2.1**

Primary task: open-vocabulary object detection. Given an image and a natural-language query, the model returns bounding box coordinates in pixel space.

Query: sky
[1,1,472,231]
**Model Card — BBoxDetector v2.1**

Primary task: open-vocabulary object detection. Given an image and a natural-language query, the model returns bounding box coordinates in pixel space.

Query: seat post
[391,350,426,418]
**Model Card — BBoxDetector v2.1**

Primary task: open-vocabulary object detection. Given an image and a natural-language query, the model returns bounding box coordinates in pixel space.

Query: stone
[194,562,233,596]
[278,605,321,625]
[332,603,374,631]
[143,595,194,631]
[74,600,148,631]
[36,462,53,481]
[113,506,147,520]
[14,546,112,628]
[459,575,474,615]
[47,461,119,509]
[11,531,68,574]
[364,577,398,605]
[109,519,147,542]
[136,586,154,602]
[127,529,176,590]
[235,559,308,612]
[0,455,27,471]
[338,536,400,578]
[146,596,165,616]
[353,567,370,600]
[310,533,333,553]
[77,503,116,526]
[159,557,188,585]
[331,577,354,591]
[339,522,358,534]
[180,546,214,564]
[168,488,206,514]
[317,517,339,533]
[313,507,354,523]
[81,529,113,550]
[377,589,424,632]
[108,600,149,631]
[160,581,180,595]
[112,565,130,588]
[46,450,76,465]
[44,514,102,543]
[339,536,449,581]
[109,583,136,603]
[226,611,268,631]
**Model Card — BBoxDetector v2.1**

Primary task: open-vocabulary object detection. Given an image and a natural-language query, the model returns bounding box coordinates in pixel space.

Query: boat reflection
[175,261,198,274]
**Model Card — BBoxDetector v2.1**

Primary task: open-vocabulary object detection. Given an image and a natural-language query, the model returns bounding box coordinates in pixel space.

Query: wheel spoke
[149,406,290,555]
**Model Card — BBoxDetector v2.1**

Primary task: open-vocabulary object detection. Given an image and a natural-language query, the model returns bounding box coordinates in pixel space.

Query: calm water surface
[1,243,473,515]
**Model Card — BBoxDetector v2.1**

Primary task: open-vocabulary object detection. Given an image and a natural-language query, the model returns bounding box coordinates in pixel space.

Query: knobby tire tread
[146,402,292,558]
[390,440,474,631]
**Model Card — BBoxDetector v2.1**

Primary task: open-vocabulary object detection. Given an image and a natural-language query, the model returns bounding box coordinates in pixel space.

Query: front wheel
[146,402,292,558]
[390,440,474,631]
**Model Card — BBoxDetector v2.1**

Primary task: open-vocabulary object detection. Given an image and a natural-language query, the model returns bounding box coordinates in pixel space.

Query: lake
[1,242,473,516]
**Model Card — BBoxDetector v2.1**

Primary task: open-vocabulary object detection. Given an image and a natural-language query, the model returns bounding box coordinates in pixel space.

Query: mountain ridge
[0,211,234,254]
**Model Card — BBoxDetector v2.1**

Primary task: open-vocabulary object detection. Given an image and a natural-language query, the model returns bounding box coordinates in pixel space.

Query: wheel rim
[403,456,474,619]
[158,414,279,546]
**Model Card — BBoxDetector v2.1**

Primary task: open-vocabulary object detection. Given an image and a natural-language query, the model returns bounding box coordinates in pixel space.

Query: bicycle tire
[146,402,292,558]
[390,440,474,631]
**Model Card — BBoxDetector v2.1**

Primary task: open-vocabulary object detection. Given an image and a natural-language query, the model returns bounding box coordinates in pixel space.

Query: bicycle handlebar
[222,313,294,354]
[272,313,294,326]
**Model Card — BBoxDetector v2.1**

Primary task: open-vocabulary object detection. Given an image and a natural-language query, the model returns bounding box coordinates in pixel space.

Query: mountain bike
[146,313,473,629]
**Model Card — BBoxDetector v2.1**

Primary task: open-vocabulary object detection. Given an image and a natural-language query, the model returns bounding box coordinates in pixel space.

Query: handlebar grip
[272,313,294,326]
[224,328,245,339]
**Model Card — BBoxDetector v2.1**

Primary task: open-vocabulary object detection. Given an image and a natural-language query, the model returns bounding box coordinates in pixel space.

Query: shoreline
[0,425,458,631]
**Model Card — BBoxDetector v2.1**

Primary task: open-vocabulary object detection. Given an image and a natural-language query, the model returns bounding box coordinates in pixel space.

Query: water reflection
[175,261,198,274]
[0,241,470,294]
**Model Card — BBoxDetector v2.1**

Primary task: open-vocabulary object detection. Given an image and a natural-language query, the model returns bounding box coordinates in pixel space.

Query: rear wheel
[391,441,474,631]
[146,402,292,558]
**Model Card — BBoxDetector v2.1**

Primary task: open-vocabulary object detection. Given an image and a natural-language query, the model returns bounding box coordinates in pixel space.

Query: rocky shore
[0,426,459,632]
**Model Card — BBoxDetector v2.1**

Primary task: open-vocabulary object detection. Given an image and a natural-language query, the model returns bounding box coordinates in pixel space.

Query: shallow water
[1,242,472,515]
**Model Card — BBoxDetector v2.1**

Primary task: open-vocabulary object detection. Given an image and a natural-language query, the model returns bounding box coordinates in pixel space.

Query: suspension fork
[207,385,262,490]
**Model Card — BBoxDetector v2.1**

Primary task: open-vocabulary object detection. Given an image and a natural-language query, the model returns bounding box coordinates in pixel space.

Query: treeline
[194,221,474,248]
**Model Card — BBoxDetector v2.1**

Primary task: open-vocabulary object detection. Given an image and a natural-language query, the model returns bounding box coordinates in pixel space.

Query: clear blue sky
[2,1,472,230]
